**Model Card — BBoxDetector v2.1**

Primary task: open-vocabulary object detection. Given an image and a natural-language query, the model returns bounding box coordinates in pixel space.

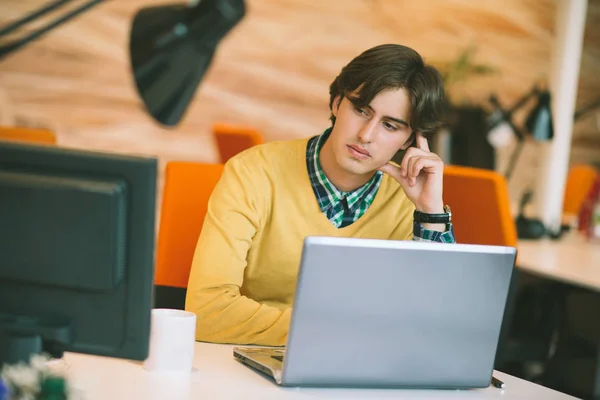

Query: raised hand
[378,132,444,213]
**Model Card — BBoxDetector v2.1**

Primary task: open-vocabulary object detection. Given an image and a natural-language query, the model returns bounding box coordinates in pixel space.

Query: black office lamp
[486,87,556,239]
[129,0,245,127]
[0,0,245,127]
[486,86,554,180]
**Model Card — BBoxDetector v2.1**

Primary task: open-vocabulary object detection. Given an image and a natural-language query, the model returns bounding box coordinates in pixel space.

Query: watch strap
[413,205,452,224]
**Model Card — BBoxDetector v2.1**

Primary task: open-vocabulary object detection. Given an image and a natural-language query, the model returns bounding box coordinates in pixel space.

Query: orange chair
[154,161,224,309]
[212,123,264,163]
[563,164,598,215]
[0,126,57,145]
[442,165,547,371]
[443,164,517,247]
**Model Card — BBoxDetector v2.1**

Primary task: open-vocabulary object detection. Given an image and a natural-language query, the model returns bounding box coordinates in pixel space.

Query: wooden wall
[1,0,599,208]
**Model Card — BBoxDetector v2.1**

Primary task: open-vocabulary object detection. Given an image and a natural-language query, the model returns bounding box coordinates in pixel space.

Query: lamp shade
[525,90,553,141]
[129,0,245,127]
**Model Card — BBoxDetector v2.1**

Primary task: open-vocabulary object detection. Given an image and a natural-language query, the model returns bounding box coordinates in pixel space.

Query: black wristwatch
[413,205,452,224]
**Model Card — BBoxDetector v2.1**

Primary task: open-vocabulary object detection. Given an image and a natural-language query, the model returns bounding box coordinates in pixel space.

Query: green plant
[434,46,497,92]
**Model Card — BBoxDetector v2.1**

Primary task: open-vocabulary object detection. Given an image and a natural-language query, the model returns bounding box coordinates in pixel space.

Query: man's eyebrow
[363,104,410,127]
[347,96,410,127]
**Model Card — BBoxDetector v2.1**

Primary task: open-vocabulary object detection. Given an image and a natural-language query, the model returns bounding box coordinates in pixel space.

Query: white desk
[517,233,600,292]
[55,342,574,399]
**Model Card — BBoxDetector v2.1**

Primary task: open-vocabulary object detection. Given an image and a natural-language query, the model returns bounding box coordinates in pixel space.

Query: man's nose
[358,120,377,144]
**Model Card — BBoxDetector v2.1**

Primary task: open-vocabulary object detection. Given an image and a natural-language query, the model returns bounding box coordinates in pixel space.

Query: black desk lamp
[486,86,554,180]
[129,0,245,126]
[0,0,245,127]
[486,86,555,239]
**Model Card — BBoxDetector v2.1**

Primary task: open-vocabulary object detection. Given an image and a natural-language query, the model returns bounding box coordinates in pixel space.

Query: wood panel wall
[1,0,598,208]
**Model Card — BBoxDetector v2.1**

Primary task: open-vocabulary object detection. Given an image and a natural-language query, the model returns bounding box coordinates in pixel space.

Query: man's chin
[341,162,377,178]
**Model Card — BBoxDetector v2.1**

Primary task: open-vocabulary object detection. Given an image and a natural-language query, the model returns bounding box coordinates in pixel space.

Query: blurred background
[2,2,600,397]
[1,0,598,212]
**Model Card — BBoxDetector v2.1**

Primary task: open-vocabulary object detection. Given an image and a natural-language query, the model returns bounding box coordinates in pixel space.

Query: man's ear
[331,95,342,118]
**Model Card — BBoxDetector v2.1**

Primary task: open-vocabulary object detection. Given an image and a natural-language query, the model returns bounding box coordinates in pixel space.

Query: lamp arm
[489,95,527,141]
[506,86,540,116]
[574,97,600,121]
[504,137,525,180]
[0,0,105,60]
[0,0,73,36]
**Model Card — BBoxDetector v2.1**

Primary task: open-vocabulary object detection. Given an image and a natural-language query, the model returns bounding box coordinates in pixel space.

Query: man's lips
[347,145,371,157]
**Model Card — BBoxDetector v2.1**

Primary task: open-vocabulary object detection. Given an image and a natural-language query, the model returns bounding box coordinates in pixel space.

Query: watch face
[444,205,452,216]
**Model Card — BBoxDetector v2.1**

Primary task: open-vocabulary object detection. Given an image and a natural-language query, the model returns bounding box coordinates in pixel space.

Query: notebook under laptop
[234,236,517,388]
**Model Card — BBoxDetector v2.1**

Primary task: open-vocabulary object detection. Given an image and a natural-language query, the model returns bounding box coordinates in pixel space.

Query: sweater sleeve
[184,157,290,346]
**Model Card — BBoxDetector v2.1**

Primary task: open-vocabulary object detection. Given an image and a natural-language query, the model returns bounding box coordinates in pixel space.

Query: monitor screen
[0,140,157,365]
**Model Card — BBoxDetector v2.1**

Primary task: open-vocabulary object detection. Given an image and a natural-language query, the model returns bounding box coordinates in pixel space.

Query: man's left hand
[378,132,444,214]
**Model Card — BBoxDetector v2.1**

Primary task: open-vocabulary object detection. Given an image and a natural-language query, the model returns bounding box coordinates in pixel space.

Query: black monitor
[0,140,157,366]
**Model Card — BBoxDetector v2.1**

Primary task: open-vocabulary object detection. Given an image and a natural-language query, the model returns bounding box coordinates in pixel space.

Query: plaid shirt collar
[306,128,383,215]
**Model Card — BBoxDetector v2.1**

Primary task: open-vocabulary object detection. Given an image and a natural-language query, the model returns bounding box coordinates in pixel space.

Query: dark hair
[329,44,445,138]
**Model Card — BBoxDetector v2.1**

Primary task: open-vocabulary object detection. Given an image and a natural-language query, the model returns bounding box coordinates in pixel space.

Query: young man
[185,44,455,346]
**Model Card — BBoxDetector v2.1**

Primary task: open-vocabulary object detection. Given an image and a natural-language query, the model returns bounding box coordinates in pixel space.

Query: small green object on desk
[39,376,67,400]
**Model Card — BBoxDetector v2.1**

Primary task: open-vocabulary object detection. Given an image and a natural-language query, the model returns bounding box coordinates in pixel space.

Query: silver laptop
[234,236,516,388]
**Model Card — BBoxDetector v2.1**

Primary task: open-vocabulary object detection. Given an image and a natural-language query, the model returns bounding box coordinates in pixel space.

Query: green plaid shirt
[307,128,455,242]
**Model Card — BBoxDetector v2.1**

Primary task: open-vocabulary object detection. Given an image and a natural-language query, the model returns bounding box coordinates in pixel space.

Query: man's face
[327,88,415,177]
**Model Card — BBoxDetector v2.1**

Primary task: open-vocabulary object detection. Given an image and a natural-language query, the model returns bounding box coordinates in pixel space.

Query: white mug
[143,308,197,372]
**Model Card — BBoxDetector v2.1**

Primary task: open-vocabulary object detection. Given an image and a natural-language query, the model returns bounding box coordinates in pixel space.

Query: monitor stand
[0,313,72,366]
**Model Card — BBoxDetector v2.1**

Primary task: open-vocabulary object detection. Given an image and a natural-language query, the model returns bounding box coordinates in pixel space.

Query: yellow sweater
[185,137,415,346]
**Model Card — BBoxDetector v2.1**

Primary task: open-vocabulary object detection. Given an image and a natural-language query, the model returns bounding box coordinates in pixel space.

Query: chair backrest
[563,164,598,215]
[0,126,56,145]
[212,123,264,163]
[155,162,224,289]
[443,165,517,247]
